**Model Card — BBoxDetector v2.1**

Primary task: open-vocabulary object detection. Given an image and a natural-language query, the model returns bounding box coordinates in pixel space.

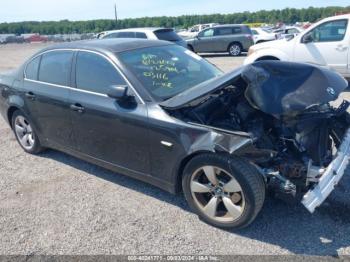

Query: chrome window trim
[23,48,145,104]
[23,78,109,97]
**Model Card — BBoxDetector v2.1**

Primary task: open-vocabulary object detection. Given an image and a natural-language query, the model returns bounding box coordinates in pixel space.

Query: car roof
[213,24,247,28]
[103,27,171,34]
[37,38,173,54]
[324,14,350,21]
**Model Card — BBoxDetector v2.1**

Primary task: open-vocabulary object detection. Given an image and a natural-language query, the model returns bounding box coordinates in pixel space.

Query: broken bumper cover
[302,128,350,213]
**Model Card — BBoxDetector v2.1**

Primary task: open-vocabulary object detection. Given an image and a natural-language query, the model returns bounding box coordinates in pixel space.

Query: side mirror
[107,85,129,101]
[302,33,313,44]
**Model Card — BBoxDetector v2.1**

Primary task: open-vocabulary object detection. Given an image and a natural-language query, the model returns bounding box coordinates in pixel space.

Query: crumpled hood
[242,61,349,115]
[160,67,244,109]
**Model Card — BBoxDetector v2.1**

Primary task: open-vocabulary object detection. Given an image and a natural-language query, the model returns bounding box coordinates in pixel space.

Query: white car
[178,23,218,39]
[251,28,277,44]
[244,14,350,78]
[274,26,302,39]
[98,28,187,48]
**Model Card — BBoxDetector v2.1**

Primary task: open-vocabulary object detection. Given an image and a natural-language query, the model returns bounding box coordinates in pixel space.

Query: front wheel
[12,111,44,154]
[228,43,242,56]
[182,154,265,229]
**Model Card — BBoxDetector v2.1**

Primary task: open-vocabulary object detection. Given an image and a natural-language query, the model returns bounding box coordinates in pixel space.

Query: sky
[0,0,349,23]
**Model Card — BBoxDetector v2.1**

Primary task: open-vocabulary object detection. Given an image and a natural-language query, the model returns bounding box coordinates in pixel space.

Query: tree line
[0,6,349,35]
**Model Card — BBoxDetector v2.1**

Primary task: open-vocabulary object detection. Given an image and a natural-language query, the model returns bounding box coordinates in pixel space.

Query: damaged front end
[302,127,350,212]
[162,61,350,213]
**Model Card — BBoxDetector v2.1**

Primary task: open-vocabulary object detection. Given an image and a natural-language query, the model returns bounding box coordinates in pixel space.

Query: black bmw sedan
[12,38,350,229]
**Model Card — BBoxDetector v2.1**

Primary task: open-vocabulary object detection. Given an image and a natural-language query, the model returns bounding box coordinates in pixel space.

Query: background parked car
[99,28,187,48]
[244,14,350,78]
[24,34,48,43]
[186,24,254,56]
[251,27,277,44]
[178,23,219,39]
[274,26,302,39]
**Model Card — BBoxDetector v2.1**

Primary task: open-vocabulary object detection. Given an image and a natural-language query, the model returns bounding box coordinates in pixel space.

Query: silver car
[186,24,254,56]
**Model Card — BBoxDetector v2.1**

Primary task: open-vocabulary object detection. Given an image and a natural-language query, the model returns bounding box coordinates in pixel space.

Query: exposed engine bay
[164,61,350,210]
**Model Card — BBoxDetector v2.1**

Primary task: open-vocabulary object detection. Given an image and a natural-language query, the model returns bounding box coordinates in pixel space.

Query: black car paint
[0,39,251,194]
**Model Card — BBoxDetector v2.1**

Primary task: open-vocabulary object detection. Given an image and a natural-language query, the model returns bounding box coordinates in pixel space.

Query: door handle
[25,92,36,100]
[70,103,85,113]
[335,45,348,52]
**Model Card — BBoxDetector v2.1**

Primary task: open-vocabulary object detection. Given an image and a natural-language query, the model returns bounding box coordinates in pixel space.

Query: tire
[182,153,265,229]
[11,110,44,154]
[228,43,242,56]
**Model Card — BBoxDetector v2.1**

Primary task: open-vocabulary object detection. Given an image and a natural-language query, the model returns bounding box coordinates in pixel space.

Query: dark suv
[186,24,254,56]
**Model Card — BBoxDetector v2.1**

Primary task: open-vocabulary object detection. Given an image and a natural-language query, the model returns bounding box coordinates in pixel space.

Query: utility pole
[114,3,118,28]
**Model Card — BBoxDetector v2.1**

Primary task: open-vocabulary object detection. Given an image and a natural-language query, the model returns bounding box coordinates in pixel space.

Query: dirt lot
[0,43,350,256]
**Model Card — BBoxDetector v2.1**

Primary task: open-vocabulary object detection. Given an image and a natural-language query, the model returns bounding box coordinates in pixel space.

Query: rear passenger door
[213,27,234,51]
[69,51,151,174]
[23,50,75,148]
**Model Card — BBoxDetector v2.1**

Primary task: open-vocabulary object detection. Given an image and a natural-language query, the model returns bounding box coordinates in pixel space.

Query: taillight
[245,34,253,40]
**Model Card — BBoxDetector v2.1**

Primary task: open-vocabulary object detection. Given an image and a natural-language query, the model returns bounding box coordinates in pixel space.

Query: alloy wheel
[14,115,35,150]
[190,166,245,223]
[229,45,241,56]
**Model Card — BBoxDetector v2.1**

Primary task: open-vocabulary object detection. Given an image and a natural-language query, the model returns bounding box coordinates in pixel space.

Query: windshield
[154,29,182,41]
[118,45,223,101]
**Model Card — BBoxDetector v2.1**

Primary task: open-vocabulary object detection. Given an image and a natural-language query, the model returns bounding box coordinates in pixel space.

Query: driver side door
[194,28,215,53]
[293,19,349,75]
[69,50,151,175]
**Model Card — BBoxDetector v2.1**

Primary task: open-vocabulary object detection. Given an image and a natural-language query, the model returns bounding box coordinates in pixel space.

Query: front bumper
[302,128,350,213]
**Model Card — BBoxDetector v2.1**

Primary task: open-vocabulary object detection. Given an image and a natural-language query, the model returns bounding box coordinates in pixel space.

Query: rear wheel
[182,154,265,229]
[12,111,44,154]
[228,43,242,56]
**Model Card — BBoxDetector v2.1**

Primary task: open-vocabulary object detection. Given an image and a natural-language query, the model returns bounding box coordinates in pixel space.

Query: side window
[216,28,232,36]
[200,28,214,37]
[309,19,348,42]
[38,51,73,86]
[287,28,299,34]
[118,32,135,38]
[104,33,119,39]
[25,55,41,80]
[135,32,147,39]
[75,52,126,94]
[232,27,243,34]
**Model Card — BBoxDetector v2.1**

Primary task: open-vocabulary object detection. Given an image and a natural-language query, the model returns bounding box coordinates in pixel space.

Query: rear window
[154,29,182,41]
[25,55,41,80]
[38,51,73,86]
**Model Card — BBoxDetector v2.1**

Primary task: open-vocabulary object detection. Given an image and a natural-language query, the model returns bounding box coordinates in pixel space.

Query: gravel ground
[0,43,350,256]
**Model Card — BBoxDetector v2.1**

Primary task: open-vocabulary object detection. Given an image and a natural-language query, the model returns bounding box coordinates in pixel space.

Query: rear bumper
[302,128,350,213]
